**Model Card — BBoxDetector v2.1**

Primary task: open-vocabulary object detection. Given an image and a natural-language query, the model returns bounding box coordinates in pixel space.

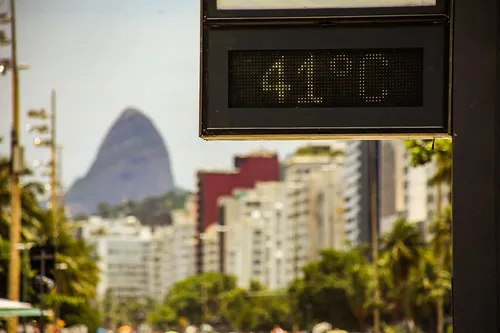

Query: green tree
[406,139,452,333]
[97,202,113,218]
[148,304,177,331]
[295,145,344,158]
[222,287,290,331]
[288,249,358,330]
[0,152,100,327]
[427,206,453,333]
[381,219,425,324]
[94,191,191,224]
[0,157,48,299]
[165,272,236,325]
[341,247,373,333]
[410,249,451,314]
[31,206,101,329]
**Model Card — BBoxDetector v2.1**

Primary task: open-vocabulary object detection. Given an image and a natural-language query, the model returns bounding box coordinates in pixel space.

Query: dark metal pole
[368,140,380,333]
[39,249,45,333]
[452,0,500,331]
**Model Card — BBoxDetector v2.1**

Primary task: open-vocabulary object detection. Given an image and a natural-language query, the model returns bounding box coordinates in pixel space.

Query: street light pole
[15,242,34,333]
[368,140,380,333]
[50,89,57,234]
[8,0,23,332]
[56,145,64,208]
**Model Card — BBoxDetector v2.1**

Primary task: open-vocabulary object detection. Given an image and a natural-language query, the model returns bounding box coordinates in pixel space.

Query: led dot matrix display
[228,48,424,108]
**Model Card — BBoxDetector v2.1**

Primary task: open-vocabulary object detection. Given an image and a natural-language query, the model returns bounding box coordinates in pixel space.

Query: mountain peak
[120,106,144,118]
[65,107,176,216]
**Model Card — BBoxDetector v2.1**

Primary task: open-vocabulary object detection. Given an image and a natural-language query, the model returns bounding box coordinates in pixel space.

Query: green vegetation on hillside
[74,191,191,224]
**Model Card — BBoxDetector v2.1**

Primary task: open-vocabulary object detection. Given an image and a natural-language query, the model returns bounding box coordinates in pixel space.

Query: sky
[0,0,332,191]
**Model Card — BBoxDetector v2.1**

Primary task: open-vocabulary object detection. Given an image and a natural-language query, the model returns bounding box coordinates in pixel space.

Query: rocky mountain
[65,107,176,215]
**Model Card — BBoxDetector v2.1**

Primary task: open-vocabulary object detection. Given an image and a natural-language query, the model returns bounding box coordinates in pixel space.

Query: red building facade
[195,152,280,273]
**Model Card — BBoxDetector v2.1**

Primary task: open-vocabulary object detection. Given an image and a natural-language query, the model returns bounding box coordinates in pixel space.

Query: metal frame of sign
[203,0,448,20]
[199,21,451,140]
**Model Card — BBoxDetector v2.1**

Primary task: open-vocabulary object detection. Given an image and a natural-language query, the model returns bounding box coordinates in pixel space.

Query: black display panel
[200,23,450,139]
[228,48,423,108]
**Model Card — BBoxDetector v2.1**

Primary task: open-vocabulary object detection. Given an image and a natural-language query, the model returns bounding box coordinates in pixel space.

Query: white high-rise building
[343,140,372,247]
[283,145,343,279]
[309,165,346,255]
[378,140,407,235]
[80,197,197,302]
[219,182,288,289]
[202,223,220,273]
[403,150,451,240]
[217,145,345,289]
[163,196,197,291]
[80,216,155,300]
[342,139,450,245]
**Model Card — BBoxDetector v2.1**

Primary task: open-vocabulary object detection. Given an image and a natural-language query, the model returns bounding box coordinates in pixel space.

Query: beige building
[283,145,344,280]
[164,196,197,290]
[201,223,220,273]
[219,182,288,289]
[309,165,346,257]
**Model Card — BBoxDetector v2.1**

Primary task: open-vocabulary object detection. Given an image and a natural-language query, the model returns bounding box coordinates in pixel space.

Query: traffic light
[30,240,56,281]
[29,240,57,301]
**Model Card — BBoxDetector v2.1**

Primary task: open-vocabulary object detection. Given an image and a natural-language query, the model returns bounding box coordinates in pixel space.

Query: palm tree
[0,155,47,299]
[342,247,373,333]
[429,206,452,333]
[381,219,425,324]
[35,208,100,304]
[410,249,451,332]
[0,157,46,241]
[0,148,100,329]
[405,139,452,333]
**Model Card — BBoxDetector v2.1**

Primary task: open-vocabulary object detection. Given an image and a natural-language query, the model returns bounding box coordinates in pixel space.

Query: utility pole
[26,90,58,333]
[8,0,22,331]
[368,140,380,333]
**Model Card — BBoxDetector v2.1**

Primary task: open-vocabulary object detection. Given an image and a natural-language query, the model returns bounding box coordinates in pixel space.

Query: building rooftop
[234,148,277,158]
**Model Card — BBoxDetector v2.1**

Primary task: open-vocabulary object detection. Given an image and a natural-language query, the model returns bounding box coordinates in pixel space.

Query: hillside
[75,190,191,226]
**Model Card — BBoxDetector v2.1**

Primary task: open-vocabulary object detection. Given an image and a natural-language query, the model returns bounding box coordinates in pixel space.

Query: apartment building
[80,216,154,300]
[219,182,288,289]
[80,197,197,301]
[309,165,346,254]
[343,139,448,245]
[196,150,280,273]
[163,196,197,291]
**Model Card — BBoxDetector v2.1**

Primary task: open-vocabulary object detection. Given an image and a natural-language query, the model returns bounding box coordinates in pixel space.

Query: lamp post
[27,89,58,233]
[368,140,380,333]
[27,91,59,333]
[15,242,34,333]
[1,2,29,333]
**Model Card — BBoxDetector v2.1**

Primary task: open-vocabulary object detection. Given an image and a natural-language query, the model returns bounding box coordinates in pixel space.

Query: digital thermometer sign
[228,48,423,109]
[200,0,451,140]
